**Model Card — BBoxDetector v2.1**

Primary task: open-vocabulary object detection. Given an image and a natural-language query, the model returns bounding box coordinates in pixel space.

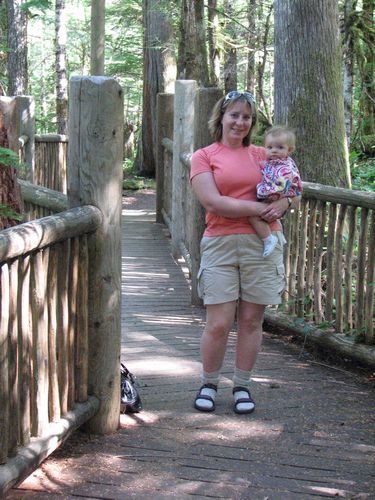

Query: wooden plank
[18,255,31,446]
[30,250,49,437]
[47,246,60,422]
[0,264,10,464]
[76,235,88,402]
[8,259,19,456]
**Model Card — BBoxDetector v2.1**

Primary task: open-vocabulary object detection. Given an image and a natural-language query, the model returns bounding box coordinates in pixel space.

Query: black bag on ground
[120,363,142,413]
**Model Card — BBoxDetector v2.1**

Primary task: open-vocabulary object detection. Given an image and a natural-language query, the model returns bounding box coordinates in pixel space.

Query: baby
[249,126,302,257]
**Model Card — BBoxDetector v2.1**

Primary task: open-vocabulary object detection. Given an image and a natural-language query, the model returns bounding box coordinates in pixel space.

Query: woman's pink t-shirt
[190,142,281,237]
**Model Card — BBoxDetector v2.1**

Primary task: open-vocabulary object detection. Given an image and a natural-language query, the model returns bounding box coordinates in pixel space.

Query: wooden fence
[0,77,123,495]
[156,81,375,360]
[34,134,68,193]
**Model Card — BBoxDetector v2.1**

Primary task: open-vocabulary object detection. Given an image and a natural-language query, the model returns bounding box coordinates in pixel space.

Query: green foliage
[0,146,28,177]
[105,0,143,124]
[350,152,375,191]
[0,147,24,223]
[123,176,155,191]
[0,204,23,222]
[0,147,22,169]
[21,0,53,16]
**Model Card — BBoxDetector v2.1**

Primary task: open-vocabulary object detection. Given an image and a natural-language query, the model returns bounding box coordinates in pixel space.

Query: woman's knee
[205,302,236,339]
[238,304,265,333]
[205,321,230,338]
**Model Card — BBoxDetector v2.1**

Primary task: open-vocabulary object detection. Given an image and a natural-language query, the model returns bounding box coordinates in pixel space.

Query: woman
[190,91,298,414]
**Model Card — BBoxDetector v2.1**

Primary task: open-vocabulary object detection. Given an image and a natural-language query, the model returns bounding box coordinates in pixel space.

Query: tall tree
[246,0,256,94]
[207,0,220,86]
[90,0,105,75]
[55,0,68,134]
[177,0,209,85]
[194,0,209,86]
[6,0,28,95]
[274,0,350,187]
[0,0,7,95]
[342,0,356,144]
[360,0,374,137]
[223,0,237,92]
[256,2,272,123]
[134,0,176,176]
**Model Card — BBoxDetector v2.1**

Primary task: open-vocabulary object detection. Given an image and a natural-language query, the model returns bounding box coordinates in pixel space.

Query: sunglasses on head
[223,91,256,106]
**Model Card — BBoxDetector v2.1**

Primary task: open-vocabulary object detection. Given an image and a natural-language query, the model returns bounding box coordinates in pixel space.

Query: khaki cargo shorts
[197,232,286,305]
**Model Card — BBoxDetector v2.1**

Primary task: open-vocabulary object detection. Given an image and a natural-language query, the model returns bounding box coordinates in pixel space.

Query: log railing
[282,183,375,342]
[156,81,375,353]
[0,77,123,495]
[0,202,101,493]
[34,134,68,194]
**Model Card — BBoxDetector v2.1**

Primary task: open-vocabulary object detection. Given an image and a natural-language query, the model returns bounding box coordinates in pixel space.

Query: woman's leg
[201,301,238,372]
[232,300,265,413]
[235,300,265,371]
[194,301,237,411]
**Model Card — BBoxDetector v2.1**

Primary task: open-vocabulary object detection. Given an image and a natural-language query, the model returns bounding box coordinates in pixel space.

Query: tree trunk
[246,0,256,94]
[256,2,272,123]
[90,0,105,75]
[6,0,28,95]
[177,0,208,85]
[223,0,237,92]
[207,0,220,86]
[0,1,6,95]
[194,0,210,87]
[55,0,68,135]
[343,0,355,144]
[133,0,176,177]
[360,0,374,136]
[274,0,350,187]
[0,101,23,229]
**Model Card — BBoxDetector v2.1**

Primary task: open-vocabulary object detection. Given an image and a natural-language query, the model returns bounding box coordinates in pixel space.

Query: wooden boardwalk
[7,190,375,499]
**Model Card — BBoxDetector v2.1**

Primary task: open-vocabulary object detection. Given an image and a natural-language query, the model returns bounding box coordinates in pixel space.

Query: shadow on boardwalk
[7,189,375,499]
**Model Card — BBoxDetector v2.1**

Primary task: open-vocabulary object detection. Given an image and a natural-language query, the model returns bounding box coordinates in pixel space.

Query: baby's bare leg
[248,215,278,258]
[248,215,271,239]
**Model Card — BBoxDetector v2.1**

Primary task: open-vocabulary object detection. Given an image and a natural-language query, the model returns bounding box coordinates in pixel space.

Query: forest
[0,0,374,191]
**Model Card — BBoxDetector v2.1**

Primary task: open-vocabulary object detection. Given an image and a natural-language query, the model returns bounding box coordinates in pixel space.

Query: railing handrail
[34,133,68,143]
[18,179,68,212]
[302,181,375,209]
[0,205,102,261]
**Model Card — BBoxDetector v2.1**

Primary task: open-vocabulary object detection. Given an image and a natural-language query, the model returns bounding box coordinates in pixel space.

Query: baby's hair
[264,126,296,151]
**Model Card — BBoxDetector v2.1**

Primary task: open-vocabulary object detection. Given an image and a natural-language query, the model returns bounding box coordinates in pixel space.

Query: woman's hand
[260,198,289,222]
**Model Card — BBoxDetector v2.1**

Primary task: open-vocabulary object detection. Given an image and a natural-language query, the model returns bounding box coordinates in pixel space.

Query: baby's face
[265,134,291,160]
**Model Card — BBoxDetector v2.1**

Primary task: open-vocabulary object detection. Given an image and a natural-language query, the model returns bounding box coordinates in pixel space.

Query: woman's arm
[191,171,265,218]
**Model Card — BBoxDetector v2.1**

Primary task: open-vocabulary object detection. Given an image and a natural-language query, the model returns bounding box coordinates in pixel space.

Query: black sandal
[233,386,255,414]
[194,383,217,412]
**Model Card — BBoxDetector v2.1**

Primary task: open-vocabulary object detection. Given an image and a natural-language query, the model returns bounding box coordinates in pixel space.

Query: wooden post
[189,87,223,305]
[171,80,196,256]
[0,96,35,182]
[68,76,123,434]
[16,97,35,182]
[156,93,174,224]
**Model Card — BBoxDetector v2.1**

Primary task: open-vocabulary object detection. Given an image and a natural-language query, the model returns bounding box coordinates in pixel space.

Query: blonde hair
[264,126,296,152]
[208,94,257,147]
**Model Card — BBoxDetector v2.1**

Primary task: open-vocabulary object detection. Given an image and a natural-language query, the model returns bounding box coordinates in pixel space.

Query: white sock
[195,386,217,410]
[195,369,220,410]
[233,368,254,412]
[262,234,278,257]
[233,390,255,412]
